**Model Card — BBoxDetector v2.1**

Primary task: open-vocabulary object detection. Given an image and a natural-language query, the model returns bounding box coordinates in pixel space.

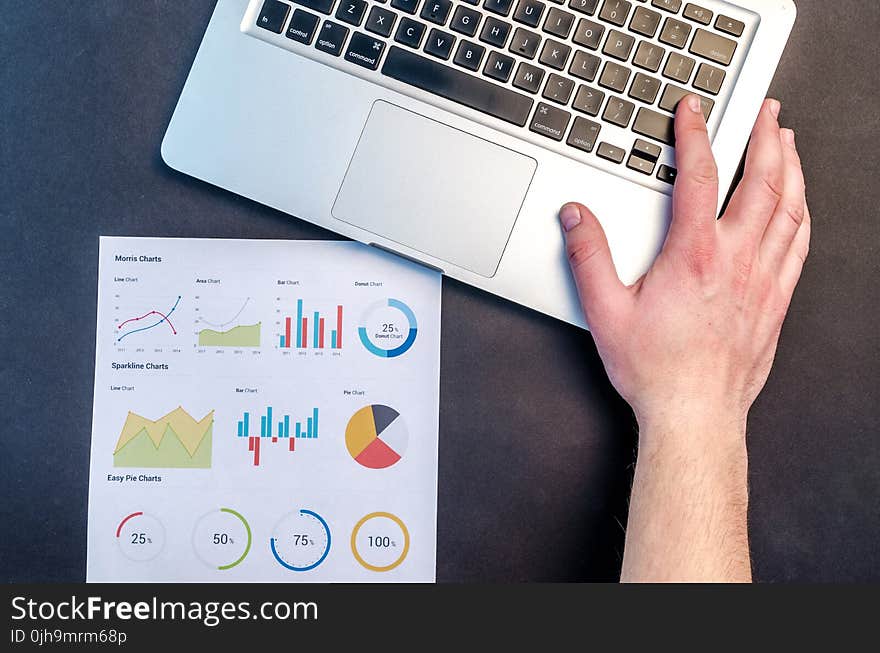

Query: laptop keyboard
[246,0,755,193]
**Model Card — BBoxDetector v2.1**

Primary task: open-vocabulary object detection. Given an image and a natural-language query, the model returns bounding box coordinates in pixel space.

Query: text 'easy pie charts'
[358,298,417,358]
[345,405,408,469]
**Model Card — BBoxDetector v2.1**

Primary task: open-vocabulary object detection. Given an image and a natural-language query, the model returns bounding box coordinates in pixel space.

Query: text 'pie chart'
[345,405,408,469]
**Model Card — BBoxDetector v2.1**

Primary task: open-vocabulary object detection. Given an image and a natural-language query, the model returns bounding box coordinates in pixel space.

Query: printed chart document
[87,237,442,582]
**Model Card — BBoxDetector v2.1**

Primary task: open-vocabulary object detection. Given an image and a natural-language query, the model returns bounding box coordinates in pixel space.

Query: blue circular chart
[270,509,331,572]
[358,298,418,358]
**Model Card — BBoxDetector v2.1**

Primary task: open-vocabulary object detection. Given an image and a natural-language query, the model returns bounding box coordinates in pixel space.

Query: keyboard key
[286,9,321,44]
[453,40,486,70]
[544,8,575,38]
[566,116,601,152]
[539,39,572,69]
[450,6,482,36]
[513,61,546,92]
[602,96,634,127]
[693,62,725,95]
[509,27,542,58]
[683,3,712,25]
[633,107,674,144]
[650,0,681,13]
[365,6,396,36]
[257,0,290,33]
[572,84,604,115]
[659,17,691,48]
[657,164,677,184]
[572,18,604,49]
[530,102,571,140]
[659,83,713,118]
[662,51,694,83]
[628,72,661,103]
[569,50,601,81]
[480,16,512,47]
[598,0,631,27]
[597,141,626,163]
[315,20,349,55]
[568,0,599,15]
[715,14,744,37]
[629,6,661,38]
[633,41,665,72]
[514,0,546,27]
[627,153,655,175]
[421,0,453,25]
[690,28,737,65]
[294,0,335,14]
[598,60,630,92]
[391,0,419,14]
[484,49,516,80]
[336,0,368,25]
[381,46,534,125]
[542,73,575,103]
[394,17,426,47]
[632,138,661,161]
[425,27,456,59]
[485,0,515,17]
[602,29,635,60]
[345,31,385,68]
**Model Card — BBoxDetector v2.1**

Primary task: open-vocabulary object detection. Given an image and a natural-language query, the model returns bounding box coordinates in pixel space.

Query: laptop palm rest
[332,101,537,278]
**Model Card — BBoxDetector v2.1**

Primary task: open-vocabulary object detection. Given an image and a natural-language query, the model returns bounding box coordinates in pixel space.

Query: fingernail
[781,128,796,147]
[769,99,781,119]
[559,204,582,232]
[687,95,702,114]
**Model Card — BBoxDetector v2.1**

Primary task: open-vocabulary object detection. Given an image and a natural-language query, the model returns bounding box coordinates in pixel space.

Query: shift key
[633,107,675,145]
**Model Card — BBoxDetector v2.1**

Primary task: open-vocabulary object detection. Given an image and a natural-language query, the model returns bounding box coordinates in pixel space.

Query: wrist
[635,401,748,456]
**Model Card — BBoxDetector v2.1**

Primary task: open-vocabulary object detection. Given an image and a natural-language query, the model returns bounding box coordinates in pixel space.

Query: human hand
[558,97,810,440]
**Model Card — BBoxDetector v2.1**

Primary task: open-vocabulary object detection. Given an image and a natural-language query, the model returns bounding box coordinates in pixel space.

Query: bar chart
[236,406,319,466]
[278,299,344,351]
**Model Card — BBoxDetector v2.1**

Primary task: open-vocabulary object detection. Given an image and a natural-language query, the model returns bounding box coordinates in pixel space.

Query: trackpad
[332,101,537,277]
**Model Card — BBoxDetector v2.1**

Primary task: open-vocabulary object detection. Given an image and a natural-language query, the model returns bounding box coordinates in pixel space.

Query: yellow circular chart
[351,512,410,572]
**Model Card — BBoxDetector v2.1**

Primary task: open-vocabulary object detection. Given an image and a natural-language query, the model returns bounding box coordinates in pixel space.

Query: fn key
[345,32,386,69]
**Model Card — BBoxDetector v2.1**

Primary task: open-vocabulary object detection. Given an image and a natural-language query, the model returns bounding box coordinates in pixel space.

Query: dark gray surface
[1,1,877,582]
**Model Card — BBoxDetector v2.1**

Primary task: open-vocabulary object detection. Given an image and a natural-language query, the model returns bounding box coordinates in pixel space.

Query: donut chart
[345,405,408,469]
[358,298,418,358]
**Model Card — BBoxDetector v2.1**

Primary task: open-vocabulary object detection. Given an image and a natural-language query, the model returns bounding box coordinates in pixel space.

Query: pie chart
[345,405,407,469]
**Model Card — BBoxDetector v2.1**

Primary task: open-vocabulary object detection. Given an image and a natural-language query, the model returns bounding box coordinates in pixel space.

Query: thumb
[559,203,629,328]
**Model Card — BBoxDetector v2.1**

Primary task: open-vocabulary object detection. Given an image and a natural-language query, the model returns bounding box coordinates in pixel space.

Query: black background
[1,1,877,582]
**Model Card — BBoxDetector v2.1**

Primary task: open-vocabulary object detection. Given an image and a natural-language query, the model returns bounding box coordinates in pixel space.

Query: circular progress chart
[358,298,417,358]
[345,405,408,469]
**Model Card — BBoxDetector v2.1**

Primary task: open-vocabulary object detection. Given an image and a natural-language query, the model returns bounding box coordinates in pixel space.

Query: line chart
[116,296,182,343]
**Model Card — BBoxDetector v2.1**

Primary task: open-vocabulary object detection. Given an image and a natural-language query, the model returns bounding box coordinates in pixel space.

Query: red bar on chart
[285,317,291,349]
[248,436,254,452]
[319,318,325,348]
[336,305,343,348]
[289,437,295,451]
[302,317,308,348]
[253,437,260,466]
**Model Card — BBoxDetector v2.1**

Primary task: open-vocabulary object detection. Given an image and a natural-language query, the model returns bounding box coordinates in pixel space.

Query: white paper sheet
[86,237,441,582]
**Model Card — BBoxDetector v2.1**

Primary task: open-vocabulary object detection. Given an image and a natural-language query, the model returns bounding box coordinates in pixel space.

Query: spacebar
[381,46,534,127]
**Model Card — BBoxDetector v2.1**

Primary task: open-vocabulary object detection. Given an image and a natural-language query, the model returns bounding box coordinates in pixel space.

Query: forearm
[620,412,752,583]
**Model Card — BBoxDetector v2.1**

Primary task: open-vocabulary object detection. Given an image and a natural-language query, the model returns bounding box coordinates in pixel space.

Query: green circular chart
[191,507,252,570]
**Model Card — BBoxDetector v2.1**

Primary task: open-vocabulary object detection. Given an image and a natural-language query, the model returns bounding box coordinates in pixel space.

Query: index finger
[666,95,720,255]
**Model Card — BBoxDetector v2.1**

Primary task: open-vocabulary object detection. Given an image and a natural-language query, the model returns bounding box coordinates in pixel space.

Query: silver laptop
[162,0,796,328]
